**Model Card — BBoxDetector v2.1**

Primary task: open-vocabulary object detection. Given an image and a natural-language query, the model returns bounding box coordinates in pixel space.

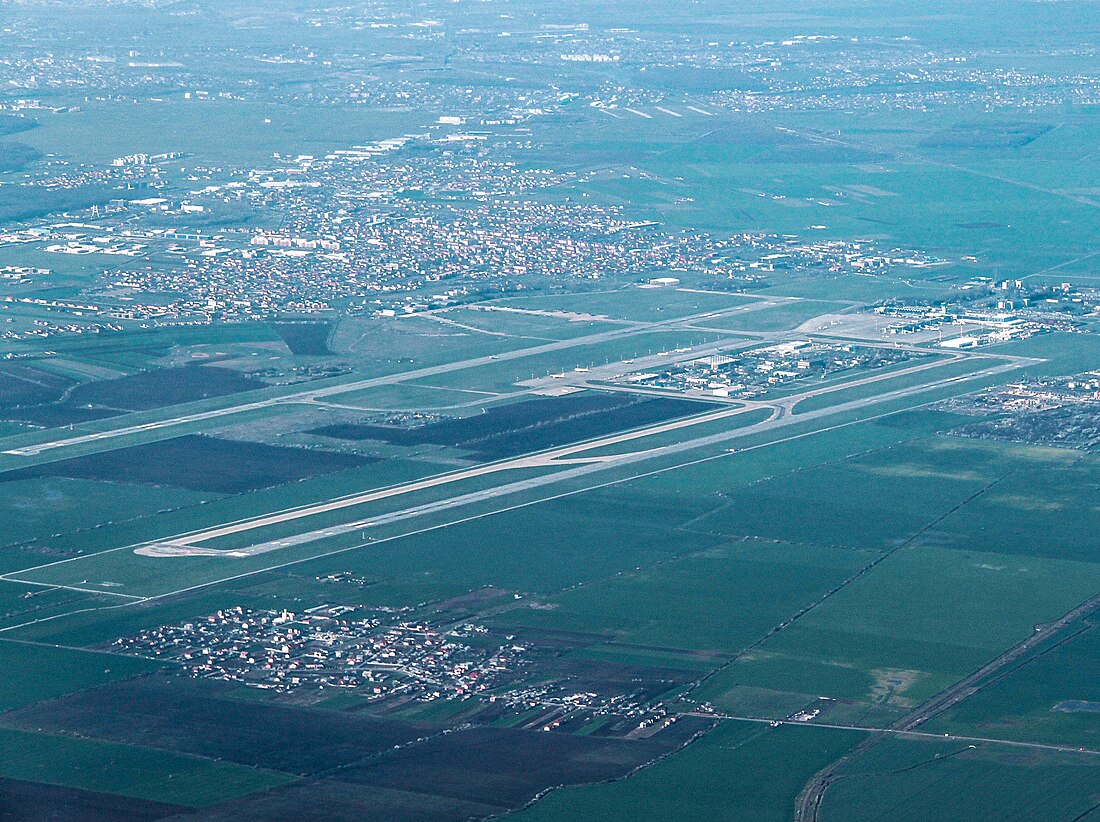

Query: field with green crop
[0,476,216,556]
[494,539,875,653]
[758,545,1100,704]
[924,610,1100,749]
[819,738,1100,822]
[0,727,294,807]
[17,101,425,167]
[0,642,160,711]
[509,721,866,822]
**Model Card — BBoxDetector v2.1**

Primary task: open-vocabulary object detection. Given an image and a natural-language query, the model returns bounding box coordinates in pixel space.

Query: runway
[131,353,1029,559]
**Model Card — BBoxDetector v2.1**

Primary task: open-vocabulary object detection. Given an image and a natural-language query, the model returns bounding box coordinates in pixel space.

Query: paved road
[688,711,1100,757]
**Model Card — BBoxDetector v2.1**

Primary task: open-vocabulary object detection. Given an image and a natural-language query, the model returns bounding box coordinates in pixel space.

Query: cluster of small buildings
[110,151,183,167]
[113,605,526,700]
[949,375,1100,416]
[487,679,675,733]
[0,266,48,284]
[944,374,1100,451]
[620,341,920,399]
[111,600,689,735]
[707,233,944,282]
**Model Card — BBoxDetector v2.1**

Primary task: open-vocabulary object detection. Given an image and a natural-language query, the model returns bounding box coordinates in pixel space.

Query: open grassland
[626,412,954,497]
[0,435,375,493]
[698,299,851,332]
[693,653,877,718]
[759,546,1100,704]
[7,365,267,428]
[16,100,425,167]
[931,447,1100,562]
[572,406,774,458]
[315,381,505,411]
[303,485,728,601]
[0,476,215,556]
[693,435,1081,553]
[0,313,586,460]
[989,332,1100,377]
[1,466,713,603]
[312,391,706,460]
[0,584,122,632]
[2,587,291,648]
[493,288,756,322]
[0,458,436,574]
[432,307,623,340]
[615,109,1100,281]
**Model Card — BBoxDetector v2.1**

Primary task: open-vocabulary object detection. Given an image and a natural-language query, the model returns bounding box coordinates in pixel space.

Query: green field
[0,477,217,559]
[495,539,875,654]
[435,307,623,340]
[0,642,160,711]
[305,483,729,601]
[924,611,1100,749]
[820,738,1100,822]
[701,299,851,332]
[760,545,1100,703]
[571,405,773,458]
[494,288,756,322]
[0,727,294,807]
[17,101,426,166]
[693,652,877,716]
[509,721,866,822]
[694,435,1079,552]
[318,381,508,411]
